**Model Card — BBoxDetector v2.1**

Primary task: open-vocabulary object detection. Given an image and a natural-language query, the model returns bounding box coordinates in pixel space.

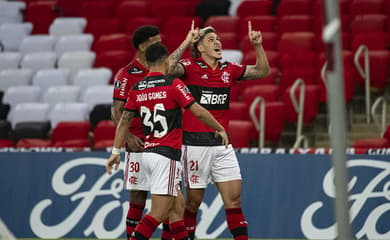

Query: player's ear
[197,43,204,53]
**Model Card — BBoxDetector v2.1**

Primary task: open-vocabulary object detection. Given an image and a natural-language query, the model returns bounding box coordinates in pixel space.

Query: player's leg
[168,190,189,240]
[181,145,212,240]
[124,152,149,239]
[131,153,181,240]
[213,146,248,240]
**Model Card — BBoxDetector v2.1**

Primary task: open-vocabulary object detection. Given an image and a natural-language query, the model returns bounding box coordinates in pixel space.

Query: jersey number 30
[140,103,168,138]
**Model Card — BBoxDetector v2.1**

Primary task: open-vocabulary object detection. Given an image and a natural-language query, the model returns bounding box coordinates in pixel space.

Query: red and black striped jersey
[178,58,246,146]
[112,59,149,139]
[124,72,195,161]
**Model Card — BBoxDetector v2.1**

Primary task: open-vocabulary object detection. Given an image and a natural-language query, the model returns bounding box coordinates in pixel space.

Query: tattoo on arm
[121,111,134,122]
[168,46,186,76]
[242,66,264,80]
[111,100,125,125]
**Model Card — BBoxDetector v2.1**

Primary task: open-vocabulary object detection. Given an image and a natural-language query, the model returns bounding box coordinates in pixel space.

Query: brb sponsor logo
[29,158,226,238]
[300,159,390,239]
[200,92,228,105]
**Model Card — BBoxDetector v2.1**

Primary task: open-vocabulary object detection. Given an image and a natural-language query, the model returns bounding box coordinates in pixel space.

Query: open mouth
[214,48,221,53]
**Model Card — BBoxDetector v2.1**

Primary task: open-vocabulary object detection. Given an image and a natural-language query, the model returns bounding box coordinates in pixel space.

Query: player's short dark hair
[132,25,160,50]
[145,42,168,66]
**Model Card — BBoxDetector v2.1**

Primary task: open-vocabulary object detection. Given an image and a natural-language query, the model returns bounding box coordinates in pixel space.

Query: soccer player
[111,24,199,239]
[167,21,270,240]
[106,42,229,240]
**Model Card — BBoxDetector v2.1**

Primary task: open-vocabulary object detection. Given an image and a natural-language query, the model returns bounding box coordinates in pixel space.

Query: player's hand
[106,154,121,175]
[215,129,229,148]
[248,20,262,46]
[127,134,144,152]
[185,20,200,45]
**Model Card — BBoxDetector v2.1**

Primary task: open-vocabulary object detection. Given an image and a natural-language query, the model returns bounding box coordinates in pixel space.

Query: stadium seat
[0,1,26,24]
[21,52,57,72]
[0,69,34,91]
[277,0,312,17]
[42,85,80,107]
[238,16,277,36]
[32,69,70,93]
[357,50,390,89]
[16,138,51,148]
[241,32,278,53]
[164,35,191,57]
[49,103,89,128]
[245,101,285,143]
[352,138,390,148]
[0,22,33,51]
[383,125,390,140]
[352,32,388,51]
[236,0,273,17]
[55,0,83,16]
[80,1,115,20]
[279,51,318,71]
[350,14,387,35]
[93,120,115,149]
[116,1,148,25]
[277,15,313,34]
[89,104,111,129]
[242,85,281,106]
[221,50,243,64]
[350,0,384,17]
[94,50,132,83]
[162,17,202,40]
[242,50,280,69]
[149,1,189,20]
[80,85,114,110]
[311,0,351,17]
[279,68,318,93]
[72,68,112,87]
[123,17,162,35]
[49,17,87,37]
[24,1,58,33]
[57,51,96,78]
[85,18,121,39]
[51,121,90,148]
[282,84,320,124]
[229,102,247,121]
[3,86,41,109]
[54,34,94,55]
[0,52,22,70]
[18,35,56,54]
[8,103,50,128]
[278,32,316,53]
[203,16,239,34]
[94,34,132,53]
[228,120,253,148]
[10,121,51,142]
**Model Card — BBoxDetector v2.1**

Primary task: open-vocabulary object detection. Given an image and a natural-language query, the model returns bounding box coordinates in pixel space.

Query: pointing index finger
[248,20,252,33]
[191,20,194,31]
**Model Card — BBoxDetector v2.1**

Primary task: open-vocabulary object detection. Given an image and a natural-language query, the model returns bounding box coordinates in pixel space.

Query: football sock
[183,209,197,240]
[170,220,189,240]
[161,218,173,240]
[130,214,159,240]
[225,208,248,240]
[126,202,145,239]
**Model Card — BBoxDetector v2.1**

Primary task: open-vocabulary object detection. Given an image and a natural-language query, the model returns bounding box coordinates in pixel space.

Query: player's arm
[167,20,199,77]
[188,102,229,147]
[106,110,135,175]
[111,99,125,125]
[241,21,270,80]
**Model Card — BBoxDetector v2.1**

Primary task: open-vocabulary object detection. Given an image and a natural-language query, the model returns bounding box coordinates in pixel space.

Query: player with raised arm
[106,43,229,240]
[111,24,199,240]
[167,21,270,240]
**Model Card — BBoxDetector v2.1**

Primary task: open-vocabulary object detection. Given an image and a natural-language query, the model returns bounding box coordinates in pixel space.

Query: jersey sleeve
[178,58,192,79]
[123,90,138,115]
[113,68,131,101]
[230,62,247,81]
[173,78,195,109]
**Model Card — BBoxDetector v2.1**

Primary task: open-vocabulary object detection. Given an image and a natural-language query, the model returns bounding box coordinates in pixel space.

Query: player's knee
[185,197,202,212]
[129,190,147,205]
[226,193,242,208]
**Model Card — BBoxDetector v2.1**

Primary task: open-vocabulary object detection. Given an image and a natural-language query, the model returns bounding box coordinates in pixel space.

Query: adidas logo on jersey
[201,74,208,79]
[200,93,228,105]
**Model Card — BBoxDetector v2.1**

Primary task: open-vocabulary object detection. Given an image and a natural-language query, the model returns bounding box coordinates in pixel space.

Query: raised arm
[188,102,229,147]
[241,21,270,80]
[106,110,135,174]
[167,20,199,77]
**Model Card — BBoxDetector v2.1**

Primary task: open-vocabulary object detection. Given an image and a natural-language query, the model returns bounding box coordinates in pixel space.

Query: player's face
[140,34,162,52]
[198,32,222,60]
